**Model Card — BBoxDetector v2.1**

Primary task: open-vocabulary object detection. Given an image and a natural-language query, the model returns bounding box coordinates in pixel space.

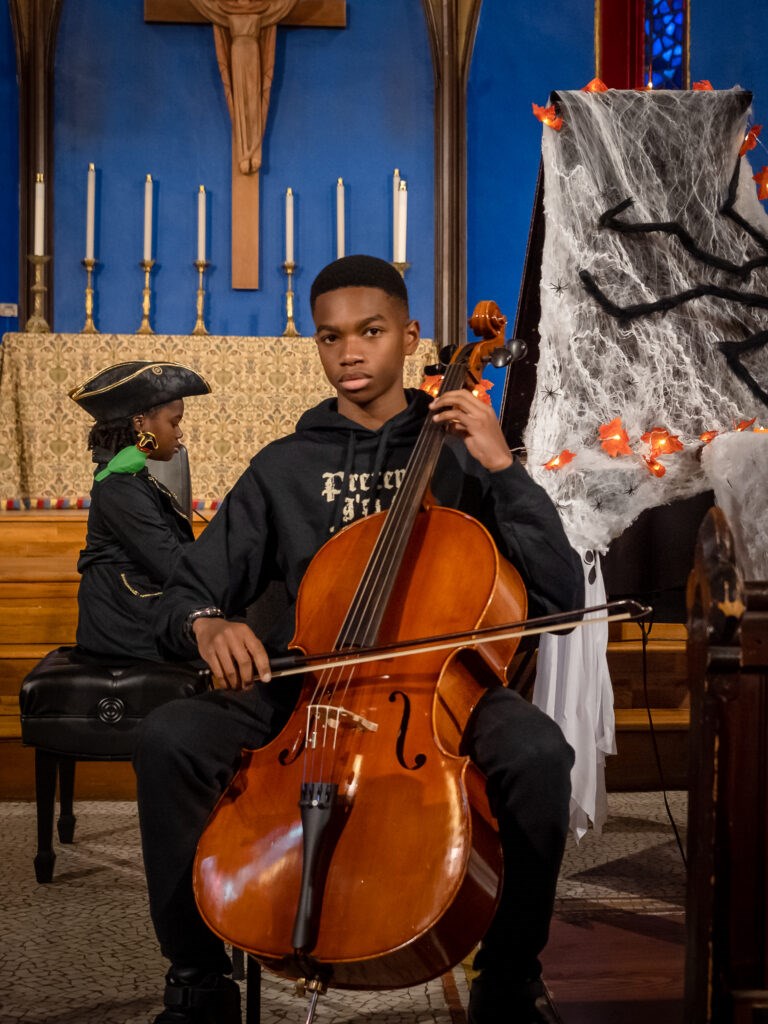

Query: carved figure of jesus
[190,0,299,286]
[191,0,298,173]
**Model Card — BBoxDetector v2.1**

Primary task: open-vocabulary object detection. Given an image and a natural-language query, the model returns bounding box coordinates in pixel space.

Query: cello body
[193,504,526,989]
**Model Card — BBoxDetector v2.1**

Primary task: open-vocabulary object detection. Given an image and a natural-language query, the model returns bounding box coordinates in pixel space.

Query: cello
[192,302,640,1013]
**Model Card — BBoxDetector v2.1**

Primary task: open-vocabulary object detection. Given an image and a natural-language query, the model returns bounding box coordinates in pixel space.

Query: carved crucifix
[145,0,346,289]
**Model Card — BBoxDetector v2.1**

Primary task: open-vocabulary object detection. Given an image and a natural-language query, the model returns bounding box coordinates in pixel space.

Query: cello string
[303,439,434,782]
[334,361,463,656]
[330,377,452,666]
[300,357,467,786]
[319,362,464,749]
[300,381,446,783]
[339,358,462,646]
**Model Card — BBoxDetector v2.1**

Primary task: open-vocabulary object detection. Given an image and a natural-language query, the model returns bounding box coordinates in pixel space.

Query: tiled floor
[555,791,686,913]
[546,793,687,1024]
[0,792,686,1024]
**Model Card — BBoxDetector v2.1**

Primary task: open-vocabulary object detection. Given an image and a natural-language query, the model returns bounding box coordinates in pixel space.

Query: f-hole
[389,690,427,771]
[278,731,306,766]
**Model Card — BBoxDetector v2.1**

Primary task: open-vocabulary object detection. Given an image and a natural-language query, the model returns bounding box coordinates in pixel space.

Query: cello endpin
[295,976,326,1024]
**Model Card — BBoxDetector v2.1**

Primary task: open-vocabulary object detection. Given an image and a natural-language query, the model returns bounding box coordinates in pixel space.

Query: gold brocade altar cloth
[0,333,435,509]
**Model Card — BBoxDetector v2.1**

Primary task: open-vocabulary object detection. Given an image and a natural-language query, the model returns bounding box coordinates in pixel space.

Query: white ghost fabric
[533,552,614,839]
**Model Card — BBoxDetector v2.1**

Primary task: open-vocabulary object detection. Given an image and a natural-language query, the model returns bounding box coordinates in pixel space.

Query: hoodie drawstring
[330,421,395,536]
[331,430,358,535]
[369,421,393,500]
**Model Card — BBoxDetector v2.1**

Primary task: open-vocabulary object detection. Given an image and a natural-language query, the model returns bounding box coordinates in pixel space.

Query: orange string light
[419,375,443,399]
[470,378,494,405]
[598,417,633,457]
[644,456,666,477]
[735,416,757,431]
[532,103,563,131]
[419,375,494,405]
[582,78,608,93]
[753,168,768,201]
[740,124,762,157]
[543,449,576,471]
[640,427,684,458]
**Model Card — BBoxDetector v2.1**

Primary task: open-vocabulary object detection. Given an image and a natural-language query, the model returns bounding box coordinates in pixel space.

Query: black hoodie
[155,390,583,663]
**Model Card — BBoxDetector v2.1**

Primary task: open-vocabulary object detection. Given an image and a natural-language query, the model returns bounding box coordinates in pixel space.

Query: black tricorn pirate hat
[69,360,211,421]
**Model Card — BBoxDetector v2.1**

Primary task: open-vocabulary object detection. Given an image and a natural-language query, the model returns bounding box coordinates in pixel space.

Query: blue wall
[53,0,434,337]
[0,0,18,334]
[466,0,594,406]
[690,0,768,118]
[467,0,594,322]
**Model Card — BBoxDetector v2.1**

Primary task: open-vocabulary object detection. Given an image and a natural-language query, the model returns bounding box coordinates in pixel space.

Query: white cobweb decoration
[701,431,768,579]
[525,88,768,839]
[525,88,768,552]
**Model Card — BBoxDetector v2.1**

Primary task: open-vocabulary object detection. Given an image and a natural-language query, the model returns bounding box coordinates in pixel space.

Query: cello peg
[506,338,528,362]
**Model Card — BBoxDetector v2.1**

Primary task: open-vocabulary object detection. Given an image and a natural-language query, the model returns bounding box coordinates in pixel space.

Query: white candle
[33,173,45,256]
[197,185,206,262]
[85,164,96,260]
[336,177,345,259]
[392,168,400,262]
[143,174,153,262]
[396,179,407,263]
[285,187,294,264]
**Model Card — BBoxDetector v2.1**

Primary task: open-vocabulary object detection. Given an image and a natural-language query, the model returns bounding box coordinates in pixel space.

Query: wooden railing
[685,507,768,1022]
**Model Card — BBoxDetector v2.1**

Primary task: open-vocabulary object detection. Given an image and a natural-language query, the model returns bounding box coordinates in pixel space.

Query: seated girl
[69,360,210,661]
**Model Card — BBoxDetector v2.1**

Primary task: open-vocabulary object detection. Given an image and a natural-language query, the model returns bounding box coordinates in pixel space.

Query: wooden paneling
[0,513,82,796]
[0,588,79,644]
[0,510,207,799]
[0,510,89,559]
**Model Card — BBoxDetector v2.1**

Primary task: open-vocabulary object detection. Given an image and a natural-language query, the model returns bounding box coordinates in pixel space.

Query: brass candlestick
[282,260,299,337]
[392,261,411,279]
[25,254,51,333]
[137,258,156,335]
[191,259,210,336]
[81,257,99,334]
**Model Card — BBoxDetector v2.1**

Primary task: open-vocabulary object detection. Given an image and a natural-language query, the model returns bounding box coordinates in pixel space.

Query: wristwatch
[183,606,224,642]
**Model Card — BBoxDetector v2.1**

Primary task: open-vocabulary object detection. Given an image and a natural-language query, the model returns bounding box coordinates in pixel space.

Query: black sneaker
[152,966,241,1024]
[468,972,560,1024]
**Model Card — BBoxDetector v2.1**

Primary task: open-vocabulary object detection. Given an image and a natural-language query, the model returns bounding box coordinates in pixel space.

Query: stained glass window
[645,0,686,89]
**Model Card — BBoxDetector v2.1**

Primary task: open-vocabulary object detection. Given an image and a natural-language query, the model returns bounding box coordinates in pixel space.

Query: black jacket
[77,453,194,661]
[156,390,583,664]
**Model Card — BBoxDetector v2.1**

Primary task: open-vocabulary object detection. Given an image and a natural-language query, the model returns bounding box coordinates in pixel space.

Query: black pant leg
[133,686,284,971]
[462,685,574,980]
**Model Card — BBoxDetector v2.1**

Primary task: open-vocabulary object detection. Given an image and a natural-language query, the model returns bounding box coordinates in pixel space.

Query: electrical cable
[639,613,688,870]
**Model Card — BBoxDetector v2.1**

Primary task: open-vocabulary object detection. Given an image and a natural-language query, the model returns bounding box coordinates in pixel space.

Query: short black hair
[310,254,409,312]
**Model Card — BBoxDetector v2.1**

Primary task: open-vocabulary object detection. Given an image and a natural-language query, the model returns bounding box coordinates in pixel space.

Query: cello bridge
[306,704,378,748]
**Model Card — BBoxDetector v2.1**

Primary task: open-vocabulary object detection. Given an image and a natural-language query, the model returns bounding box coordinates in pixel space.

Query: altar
[0,333,435,509]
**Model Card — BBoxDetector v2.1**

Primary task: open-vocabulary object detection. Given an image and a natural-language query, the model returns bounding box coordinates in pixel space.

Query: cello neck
[334,361,467,651]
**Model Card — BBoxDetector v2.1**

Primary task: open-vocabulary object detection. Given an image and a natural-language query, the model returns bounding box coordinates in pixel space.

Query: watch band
[184,606,224,642]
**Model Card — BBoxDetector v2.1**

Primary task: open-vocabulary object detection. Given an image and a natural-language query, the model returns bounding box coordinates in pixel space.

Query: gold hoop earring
[136,431,158,453]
